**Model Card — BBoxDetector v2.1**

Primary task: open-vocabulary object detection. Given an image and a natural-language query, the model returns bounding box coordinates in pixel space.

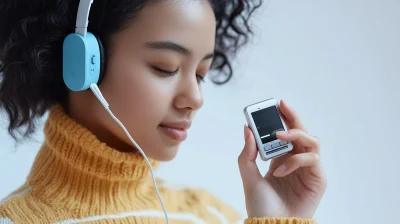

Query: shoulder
[0,183,34,224]
[0,205,13,224]
[0,182,32,206]
[158,180,243,224]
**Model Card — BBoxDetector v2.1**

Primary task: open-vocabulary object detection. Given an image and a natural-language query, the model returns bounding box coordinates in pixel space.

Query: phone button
[271,139,280,145]
[272,142,280,148]
[280,141,288,146]
[264,144,272,151]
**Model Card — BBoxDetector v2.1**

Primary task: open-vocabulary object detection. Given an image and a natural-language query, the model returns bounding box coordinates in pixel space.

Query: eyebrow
[145,41,214,61]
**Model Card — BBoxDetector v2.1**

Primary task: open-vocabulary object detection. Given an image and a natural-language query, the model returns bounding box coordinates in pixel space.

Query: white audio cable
[89,83,169,224]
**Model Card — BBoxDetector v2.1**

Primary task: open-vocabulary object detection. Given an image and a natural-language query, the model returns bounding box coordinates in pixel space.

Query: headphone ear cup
[63,32,101,91]
[94,34,106,84]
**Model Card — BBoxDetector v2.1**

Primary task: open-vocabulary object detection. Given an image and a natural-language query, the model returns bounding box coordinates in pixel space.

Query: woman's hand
[238,100,327,218]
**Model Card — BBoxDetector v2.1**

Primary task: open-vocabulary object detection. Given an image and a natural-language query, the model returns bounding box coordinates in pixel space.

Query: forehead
[119,0,216,51]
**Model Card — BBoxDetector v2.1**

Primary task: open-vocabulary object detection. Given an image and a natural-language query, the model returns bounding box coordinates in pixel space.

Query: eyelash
[152,67,206,83]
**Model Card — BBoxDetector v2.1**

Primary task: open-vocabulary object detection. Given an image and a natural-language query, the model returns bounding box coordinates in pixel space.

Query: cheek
[101,59,172,127]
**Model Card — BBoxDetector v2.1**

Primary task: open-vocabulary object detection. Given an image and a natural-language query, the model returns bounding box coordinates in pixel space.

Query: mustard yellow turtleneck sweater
[0,105,315,224]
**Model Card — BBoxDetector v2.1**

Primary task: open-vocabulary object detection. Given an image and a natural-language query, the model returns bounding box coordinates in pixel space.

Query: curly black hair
[0,0,262,140]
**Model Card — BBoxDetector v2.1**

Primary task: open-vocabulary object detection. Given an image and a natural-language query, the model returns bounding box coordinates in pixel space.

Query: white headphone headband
[75,0,94,37]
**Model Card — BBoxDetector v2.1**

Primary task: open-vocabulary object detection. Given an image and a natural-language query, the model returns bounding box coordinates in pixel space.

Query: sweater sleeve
[200,189,316,224]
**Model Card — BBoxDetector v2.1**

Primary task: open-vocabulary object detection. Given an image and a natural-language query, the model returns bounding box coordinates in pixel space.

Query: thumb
[238,125,263,187]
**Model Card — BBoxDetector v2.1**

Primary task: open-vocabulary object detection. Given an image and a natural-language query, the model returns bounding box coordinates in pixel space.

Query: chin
[151,148,179,161]
[125,134,181,161]
[126,144,179,161]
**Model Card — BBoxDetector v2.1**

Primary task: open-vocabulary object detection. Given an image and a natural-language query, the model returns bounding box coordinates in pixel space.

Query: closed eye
[152,66,179,76]
[152,66,206,83]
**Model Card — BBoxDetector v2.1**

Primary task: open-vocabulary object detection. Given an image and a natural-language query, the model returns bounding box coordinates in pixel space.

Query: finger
[238,125,263,186]
[276,129,320,153]
[279,99,307,131]
[273,152,320,177]
[266,152,294,176]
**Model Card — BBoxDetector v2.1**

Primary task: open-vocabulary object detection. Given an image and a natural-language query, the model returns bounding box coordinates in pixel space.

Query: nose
[173,75,204,112]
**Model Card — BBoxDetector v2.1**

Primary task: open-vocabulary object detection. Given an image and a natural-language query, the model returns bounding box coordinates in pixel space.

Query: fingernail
[275,131,287,137]
[283,99,295,112]
[273,164,288,176]
[244,125,250,140]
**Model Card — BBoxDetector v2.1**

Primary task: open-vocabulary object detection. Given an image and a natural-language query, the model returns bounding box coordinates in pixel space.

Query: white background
[1,1,399,223]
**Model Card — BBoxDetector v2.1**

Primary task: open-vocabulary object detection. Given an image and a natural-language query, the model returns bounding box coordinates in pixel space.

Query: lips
[159,121,191,141]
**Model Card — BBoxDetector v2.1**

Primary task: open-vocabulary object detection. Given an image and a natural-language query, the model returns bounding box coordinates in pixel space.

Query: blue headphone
[62,0,105,91]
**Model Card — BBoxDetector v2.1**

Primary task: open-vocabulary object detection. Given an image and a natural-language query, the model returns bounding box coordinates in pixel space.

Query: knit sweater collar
[27,104,159,211]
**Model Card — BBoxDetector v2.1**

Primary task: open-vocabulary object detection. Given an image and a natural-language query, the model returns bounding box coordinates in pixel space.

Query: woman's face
[68,0,216,161]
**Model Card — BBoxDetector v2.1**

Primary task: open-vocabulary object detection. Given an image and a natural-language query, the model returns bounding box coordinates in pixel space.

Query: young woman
[0,0,327,223]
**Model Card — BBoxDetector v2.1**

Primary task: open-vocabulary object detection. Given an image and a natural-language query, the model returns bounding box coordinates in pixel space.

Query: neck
[66,98,134,153]
[27,105,159,212]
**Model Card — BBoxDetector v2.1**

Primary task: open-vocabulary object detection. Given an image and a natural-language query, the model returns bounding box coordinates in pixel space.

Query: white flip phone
[244,98,293,161]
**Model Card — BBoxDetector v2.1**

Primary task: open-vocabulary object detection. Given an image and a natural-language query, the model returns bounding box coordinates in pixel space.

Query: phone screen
[251,106,285,144]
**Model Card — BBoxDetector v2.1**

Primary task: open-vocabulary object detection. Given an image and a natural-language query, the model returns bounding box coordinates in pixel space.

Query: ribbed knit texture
[244,218,315,224]
[0,105,315,224]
